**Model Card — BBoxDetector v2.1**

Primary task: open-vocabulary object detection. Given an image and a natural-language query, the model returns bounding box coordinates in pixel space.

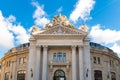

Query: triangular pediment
[38,24,87,35]
[31,15,88,36]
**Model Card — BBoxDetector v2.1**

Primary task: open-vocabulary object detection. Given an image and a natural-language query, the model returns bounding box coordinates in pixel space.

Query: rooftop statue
[31,24,39,35]
[80,24,88,33]
[45,14,75,29]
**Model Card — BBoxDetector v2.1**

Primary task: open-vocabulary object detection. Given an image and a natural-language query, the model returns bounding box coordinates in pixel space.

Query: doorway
[53,69,66,80]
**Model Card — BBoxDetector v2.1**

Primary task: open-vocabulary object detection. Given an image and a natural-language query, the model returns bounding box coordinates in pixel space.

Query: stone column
[42,45,48,80]
[83,38,91,80]
[71,46,77,80]
[78,46,84,80]
[35,45,41,80]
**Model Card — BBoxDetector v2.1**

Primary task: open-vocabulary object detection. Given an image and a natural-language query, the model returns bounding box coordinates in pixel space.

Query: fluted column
[78,46,84,80]
[72,46,77,80]
[42,45,48,80]
[36,45,41,80]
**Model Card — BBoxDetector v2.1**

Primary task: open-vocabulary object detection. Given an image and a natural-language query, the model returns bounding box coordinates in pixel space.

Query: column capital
[42,45,48,48]
[30,43,36,48]
[71,45,77,49]
[78,45,84,48]
[36,44,41,48]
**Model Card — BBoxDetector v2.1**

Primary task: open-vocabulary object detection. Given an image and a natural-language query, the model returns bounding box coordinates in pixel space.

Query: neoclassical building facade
[0,15,120,80]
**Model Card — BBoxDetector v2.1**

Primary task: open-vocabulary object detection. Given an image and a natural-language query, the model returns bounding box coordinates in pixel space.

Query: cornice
[33,34,86,40]
[90,48,120,61]
[1,48,29,62]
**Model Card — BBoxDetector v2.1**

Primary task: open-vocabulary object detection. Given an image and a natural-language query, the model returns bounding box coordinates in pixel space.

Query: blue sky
[0,0,120,58]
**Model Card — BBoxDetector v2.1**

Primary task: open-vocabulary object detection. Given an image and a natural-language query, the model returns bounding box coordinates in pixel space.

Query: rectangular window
[98,57,100,64]
[63,53,66,62]
[6,61,9,67]
[53,53,57,61]
[110,60,112,66]
[110,60,114,67]
[93,57,96,64]
[112,61,114,67]
[0,64,1,69]
[19,58,22,64]
[23,57,26,63]
[57,52,62,62]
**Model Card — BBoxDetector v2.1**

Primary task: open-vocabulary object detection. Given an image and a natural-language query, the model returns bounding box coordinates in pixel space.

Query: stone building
[0,15,120,80]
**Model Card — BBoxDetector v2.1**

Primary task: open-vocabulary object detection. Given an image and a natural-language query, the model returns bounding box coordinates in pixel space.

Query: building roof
[90,42,118,57]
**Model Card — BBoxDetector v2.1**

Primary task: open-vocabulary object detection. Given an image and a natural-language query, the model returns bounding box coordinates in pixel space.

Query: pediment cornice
[33,24,88,36]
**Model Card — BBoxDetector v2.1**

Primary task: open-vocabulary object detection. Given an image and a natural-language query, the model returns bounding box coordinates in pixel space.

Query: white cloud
[57,7,62,13]
[0,11,14,49]
[7,15,16,22]
[70,0,95,22]
[111,43,120,55]
[90,24,120,56]
[90,24,120,44]
[8,24,29,44]
[32,1,50,27]
[0,10,29,53]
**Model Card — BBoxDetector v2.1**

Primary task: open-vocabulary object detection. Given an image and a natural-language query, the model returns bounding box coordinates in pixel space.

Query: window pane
[23,57,26,63]
[63,53,66,61]
[98,57,100,64]
[53,53,57,61]
[58,52,62,61]
[57,53,60,61]
[60,53,62,61]
[93,57,96,63]
[19,58,21,64]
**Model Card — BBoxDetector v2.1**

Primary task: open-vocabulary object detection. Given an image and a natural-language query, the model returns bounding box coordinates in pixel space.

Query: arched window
[4,72,10,80]
[111,72,116,80]
[53,53,57,61]
[17,70,26,80]
[63,53,66,62]
[94,70,102,80]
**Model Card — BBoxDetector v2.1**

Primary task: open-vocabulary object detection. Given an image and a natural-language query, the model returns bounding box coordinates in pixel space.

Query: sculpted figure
[31,25,39,34]
[80,24,88,33]
[45,15,75,29]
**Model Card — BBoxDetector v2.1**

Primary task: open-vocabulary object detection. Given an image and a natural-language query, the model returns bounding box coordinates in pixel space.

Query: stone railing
[49,60,70,66]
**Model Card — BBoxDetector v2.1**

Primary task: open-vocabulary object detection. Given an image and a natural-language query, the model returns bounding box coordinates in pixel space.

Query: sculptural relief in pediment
[40,25,86,35]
